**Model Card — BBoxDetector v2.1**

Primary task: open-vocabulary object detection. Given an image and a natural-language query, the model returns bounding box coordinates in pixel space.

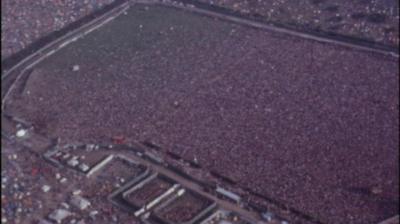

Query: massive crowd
[1,0,114,59]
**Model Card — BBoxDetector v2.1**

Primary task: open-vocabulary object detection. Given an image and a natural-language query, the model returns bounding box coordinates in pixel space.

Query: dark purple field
[2,0,398,59]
